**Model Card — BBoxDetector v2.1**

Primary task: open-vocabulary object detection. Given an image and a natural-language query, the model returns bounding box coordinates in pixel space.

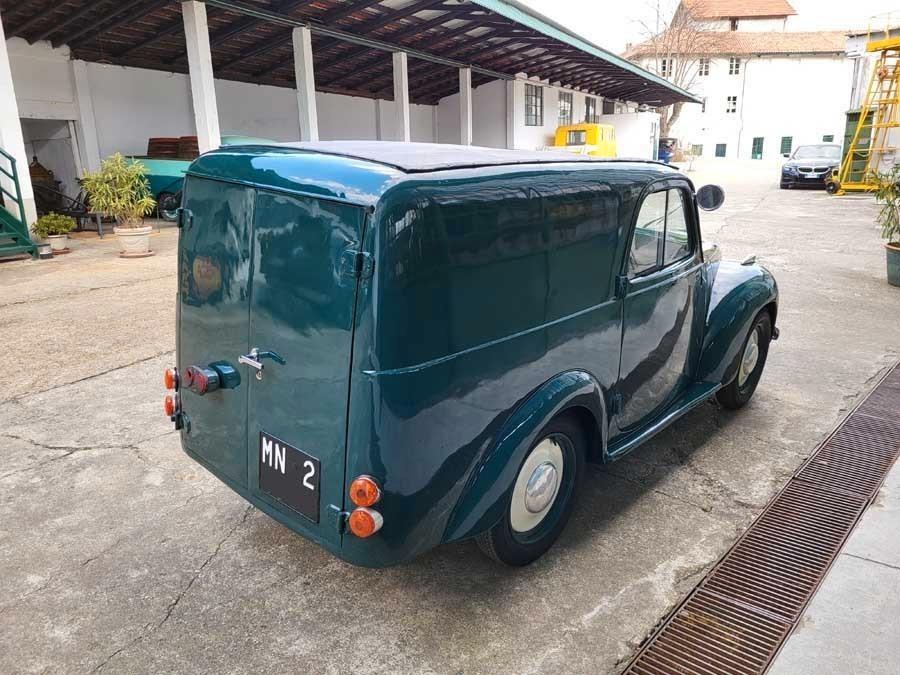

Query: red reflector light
[349,475,381,507]
[164,367,179,390]
[183,366,209,395]
[347,507,383,538]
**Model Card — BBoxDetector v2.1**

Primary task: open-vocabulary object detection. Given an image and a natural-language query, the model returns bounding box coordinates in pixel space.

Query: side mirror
[697,184,725,211]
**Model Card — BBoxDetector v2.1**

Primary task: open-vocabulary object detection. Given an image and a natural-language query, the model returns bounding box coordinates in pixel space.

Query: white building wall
[435,78,634,154]
[599,112,661,159]
[7,37,436,162]
[437,79,509,148]
[711,18,788,32]
[668,54,852,160]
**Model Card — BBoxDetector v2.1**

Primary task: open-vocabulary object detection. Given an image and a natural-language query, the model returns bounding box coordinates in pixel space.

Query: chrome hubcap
[524,461,559,514]
[738,329,760,387]
[510,437,564,533]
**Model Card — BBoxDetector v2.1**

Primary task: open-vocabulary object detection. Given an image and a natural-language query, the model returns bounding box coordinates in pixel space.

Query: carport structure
[0,0,697,226]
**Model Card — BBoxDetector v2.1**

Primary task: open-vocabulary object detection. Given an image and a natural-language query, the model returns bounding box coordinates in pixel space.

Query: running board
[606,381,721,461]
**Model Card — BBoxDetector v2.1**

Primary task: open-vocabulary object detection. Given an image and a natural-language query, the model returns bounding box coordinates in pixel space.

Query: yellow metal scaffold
[833,35,900,193]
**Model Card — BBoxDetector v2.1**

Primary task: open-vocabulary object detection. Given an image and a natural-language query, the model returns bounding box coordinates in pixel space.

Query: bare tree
[630,0,717,137]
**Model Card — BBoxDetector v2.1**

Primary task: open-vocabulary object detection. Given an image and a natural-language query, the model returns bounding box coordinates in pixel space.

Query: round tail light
[164,393,181,417]
[347,507,383,538]
[164,367,179,390]
[349,475,381,507]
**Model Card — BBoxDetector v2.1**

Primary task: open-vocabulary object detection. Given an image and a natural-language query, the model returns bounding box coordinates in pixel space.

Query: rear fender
[699,261,778,385]
[442,370,607,543]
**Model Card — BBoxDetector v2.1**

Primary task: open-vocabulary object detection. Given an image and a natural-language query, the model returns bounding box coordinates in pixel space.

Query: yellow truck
[553,122,617,157]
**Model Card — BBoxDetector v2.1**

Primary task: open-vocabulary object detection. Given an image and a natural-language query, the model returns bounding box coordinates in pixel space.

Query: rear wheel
[716,311,772,410]
[476,412,585,566]
[157,192,180,221]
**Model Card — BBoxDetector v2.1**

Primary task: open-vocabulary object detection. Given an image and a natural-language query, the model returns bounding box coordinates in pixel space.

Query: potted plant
[81,153,156,257]
[32,212,76,254]
[875,166,900,287]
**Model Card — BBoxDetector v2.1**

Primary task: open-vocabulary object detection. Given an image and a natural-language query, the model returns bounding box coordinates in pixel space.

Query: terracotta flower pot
[886,242,900,287]
[114,225,154,258]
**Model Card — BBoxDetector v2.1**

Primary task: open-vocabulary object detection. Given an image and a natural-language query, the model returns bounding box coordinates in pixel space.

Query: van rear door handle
[239,348,286,379]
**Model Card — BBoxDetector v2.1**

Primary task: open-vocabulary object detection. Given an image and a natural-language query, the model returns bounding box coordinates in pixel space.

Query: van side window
[663,190,691,265]
[629,190,666,275]
[628,188,693,276]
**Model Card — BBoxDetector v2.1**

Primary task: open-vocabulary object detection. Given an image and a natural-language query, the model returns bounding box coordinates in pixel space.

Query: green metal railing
[0,146,28,231]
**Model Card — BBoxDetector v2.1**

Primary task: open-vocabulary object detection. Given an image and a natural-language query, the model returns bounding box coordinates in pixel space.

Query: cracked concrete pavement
[1,162,899,674]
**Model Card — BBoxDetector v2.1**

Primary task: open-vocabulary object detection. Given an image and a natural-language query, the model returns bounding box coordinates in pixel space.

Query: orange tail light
[349,475,382,507]
[347,507,383,538]
[164,393,181,417]
[164,367,179,390]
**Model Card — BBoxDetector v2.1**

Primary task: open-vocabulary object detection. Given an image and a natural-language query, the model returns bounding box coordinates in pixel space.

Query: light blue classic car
[130,135,274,219]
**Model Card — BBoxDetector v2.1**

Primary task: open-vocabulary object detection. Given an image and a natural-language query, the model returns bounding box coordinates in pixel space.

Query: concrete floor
[1,163,898,674]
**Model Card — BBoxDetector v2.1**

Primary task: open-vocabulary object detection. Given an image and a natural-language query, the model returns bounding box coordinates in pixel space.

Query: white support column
[505,79,516,149]
[292,26,318,141]
[71,60,101,173]
[392,51,411,142]
[182,0,221,153]
[459,67,472,146]
[0,9,36,227]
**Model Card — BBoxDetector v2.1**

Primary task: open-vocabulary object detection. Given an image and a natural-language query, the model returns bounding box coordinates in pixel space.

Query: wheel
[779,182,789,189]
[825,180,840,194]
[716,311,772,410]
[476,412,585,566]
[157,192,180,221]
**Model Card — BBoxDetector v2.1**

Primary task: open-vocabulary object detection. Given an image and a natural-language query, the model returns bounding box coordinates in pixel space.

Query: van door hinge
[326,504,348,533]
[342,250,374,279]
[176,207,193,229]
[610,390,624,416]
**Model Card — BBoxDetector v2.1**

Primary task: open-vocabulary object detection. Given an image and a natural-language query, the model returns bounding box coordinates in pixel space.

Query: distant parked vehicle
[552,122,617,157]
[131,135,274,220]
[780,143,842,189]
[658,137,676,163]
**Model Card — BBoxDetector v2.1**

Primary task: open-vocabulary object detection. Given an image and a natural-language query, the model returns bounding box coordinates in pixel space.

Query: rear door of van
[179,178,365,550]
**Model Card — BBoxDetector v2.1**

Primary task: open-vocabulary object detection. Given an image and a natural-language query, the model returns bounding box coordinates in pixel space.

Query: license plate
[258,431,320,522]
[804,173,820,179]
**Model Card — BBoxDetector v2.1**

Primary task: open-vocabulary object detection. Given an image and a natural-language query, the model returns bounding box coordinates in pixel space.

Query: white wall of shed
[6,37,436,161]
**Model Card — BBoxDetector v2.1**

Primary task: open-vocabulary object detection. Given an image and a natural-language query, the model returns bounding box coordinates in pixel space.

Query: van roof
[188,141,679,207]
[212,140,671,173]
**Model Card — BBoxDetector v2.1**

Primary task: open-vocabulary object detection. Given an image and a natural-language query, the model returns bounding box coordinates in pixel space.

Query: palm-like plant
[875,166,900,245]
[81,153,156,228]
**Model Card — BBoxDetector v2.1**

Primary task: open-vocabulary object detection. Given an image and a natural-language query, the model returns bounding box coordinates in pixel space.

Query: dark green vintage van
[165,141,778,567]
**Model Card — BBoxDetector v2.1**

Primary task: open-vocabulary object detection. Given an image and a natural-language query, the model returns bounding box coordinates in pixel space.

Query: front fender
[698,260,778,385]
[442,370,607,543]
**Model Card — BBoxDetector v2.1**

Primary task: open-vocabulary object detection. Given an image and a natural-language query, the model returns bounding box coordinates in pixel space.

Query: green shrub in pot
[33,212,76,252]
[874,166,900,287]
[82,153,157,257]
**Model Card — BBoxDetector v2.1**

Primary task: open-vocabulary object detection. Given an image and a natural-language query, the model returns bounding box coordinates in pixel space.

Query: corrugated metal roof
[1,0,699,106]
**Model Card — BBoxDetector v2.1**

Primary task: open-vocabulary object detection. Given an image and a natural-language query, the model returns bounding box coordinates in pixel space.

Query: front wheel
[476,412,585,566]
[716,311,772,410]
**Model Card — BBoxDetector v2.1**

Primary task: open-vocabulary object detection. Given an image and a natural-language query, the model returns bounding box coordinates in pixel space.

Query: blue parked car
[165,142,778,567]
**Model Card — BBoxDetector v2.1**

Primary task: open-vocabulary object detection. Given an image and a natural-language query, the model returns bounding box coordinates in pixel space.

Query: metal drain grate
[625,363,900,674]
